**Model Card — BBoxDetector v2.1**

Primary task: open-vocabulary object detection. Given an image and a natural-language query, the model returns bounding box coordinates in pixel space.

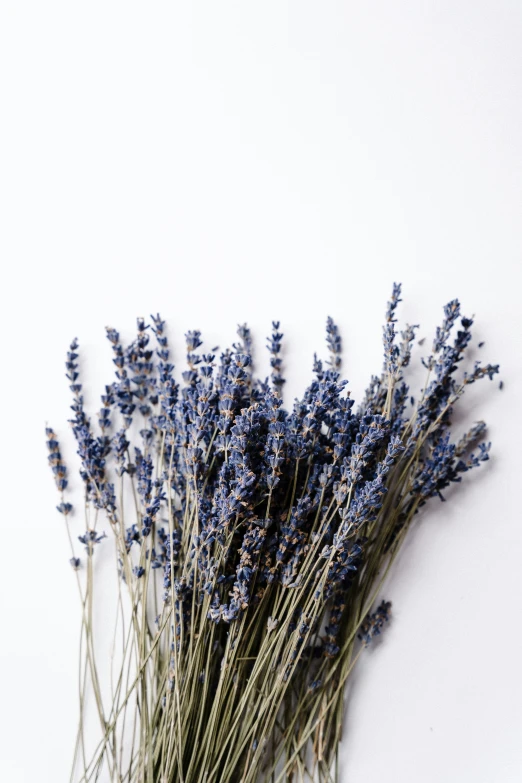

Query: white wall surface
[0,3,521,782]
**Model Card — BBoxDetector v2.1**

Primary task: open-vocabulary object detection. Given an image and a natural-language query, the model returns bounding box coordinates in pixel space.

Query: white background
[1,2,521,781]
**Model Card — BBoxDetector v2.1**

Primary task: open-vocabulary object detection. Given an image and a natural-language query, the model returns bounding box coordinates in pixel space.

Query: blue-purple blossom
[358,600,392,645]
[46,427,68,493]
[267,321,285,395]
[326,316,342,371]
[78,529,107,553]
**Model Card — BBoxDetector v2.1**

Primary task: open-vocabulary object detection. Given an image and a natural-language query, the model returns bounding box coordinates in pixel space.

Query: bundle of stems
[47,284,498,782]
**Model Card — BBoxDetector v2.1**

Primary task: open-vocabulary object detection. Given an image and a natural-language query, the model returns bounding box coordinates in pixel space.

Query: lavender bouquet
[47,284,498,782]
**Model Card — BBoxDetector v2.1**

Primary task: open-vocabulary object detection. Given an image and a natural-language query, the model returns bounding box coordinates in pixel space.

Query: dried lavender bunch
[47,286,498,783]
